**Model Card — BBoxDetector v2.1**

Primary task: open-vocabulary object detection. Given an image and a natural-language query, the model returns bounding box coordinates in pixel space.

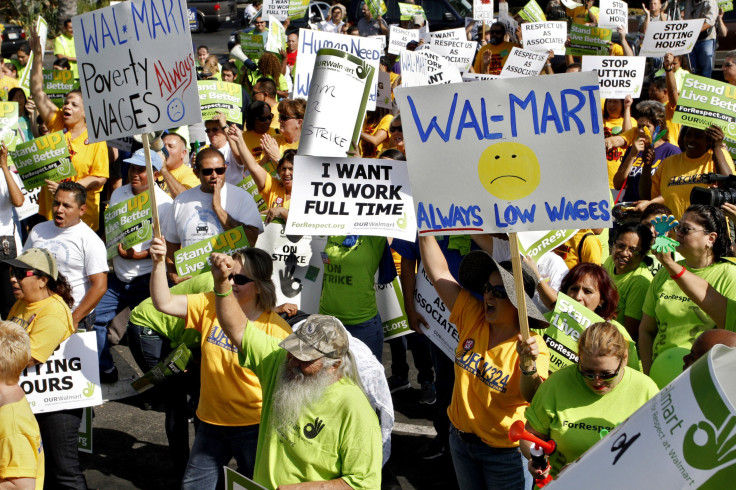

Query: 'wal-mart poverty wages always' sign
[395,71,611,235]
[73,0,201,143]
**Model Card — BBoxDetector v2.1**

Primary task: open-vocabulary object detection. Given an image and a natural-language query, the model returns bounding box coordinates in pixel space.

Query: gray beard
[271,362,335,436]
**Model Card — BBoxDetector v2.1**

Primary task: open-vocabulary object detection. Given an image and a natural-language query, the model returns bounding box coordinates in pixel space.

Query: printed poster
[376,71,393,110]
[19,17,47,93]
[518,0,547,23]
[400,50,462,87]
[522,22,567,56]
[517,229,578,261]
[428,32,477,73]
[566,24,612,56]
[388,25,419,55]
[265,15,287,54]
[499,47,548,78]
[0,101,19,149]
[10,131,76,190]
[414,265,459,360]
[174,226,250,277]
[399,3,426,20]
[240,32,266,59]
[474,0,495,21]
[43,69,80,108]
[197,80,243,124]
[598,0,628,31]
[639,19,704,57]
[224,466,268,490]
[103,189,153,260]
[262,0,310,21]
[582,56,646,98]
[377,277,412,341]
[366,0,388,18]
[672,74,736,137]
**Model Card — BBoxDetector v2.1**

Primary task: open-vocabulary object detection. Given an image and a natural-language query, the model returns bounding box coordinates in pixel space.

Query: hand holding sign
[650,214,680,253]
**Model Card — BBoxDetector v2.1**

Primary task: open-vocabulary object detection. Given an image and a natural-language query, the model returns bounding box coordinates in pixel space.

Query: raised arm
[211,252,245,348]
[706,125,733,176]
[28,25,58,124]
[418,236,461,311]
[149,236,188,318]
[0,144,24,207]
[226,124,268,191]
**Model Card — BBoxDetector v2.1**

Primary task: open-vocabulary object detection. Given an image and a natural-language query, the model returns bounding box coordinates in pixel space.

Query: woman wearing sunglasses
[242,101,277,163]
[522,322,658,483]
[419,236,549,490]
[149,237,292,488]
[262,98,305,166]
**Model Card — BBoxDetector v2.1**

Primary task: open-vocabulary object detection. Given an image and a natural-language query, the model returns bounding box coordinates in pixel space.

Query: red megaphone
[508,420,556,455]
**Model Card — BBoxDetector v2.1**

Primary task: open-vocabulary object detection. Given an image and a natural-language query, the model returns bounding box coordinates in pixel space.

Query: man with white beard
[210,252,382,489]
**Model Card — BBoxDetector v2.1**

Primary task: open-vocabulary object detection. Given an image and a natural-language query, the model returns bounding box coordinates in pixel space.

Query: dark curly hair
[683,204,733,259]
[560,263,619,320]
[612,221,654,267]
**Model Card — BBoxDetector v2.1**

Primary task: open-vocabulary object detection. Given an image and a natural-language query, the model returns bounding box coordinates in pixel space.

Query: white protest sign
[294,29,381,111]
[262,0,310,22]
[395,72,610,235]
[299,49,374,158]
[19,17,47,93]
[388,25,419,55]
[376,277,412,341]
[225,466,268,490]
[15,182,40,221]
[639,19,704,57]
[429,34,477,73]
[561,0,583,7]
[286,156,416,240]
[73,0,201,142]
[400,50,462,87]
[377,70,393,109]
[499,47,548,78]
[582,56,646,98]
[265,15,287,53]
[415,265,459,360]
[419,23,431,43]
[369,35,387,53]
[19,332,102,414]
[598,0,628,31]
[462,73,499,82]
[522,22,567,56]
[429,28,467,42]
[474,0,495,20]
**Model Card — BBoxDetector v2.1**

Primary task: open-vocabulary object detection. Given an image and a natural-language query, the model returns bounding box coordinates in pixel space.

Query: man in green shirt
[53,19,78,80]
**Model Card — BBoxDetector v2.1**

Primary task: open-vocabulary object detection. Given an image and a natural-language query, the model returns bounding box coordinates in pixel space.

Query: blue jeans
[36,408,88,489]
[449,424,530,490]
[181,421,259,489]
[689,38,715,79]
[345,313,383,361]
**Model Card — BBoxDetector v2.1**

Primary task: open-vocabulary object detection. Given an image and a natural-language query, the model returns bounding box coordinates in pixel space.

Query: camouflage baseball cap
[279,314,349,362]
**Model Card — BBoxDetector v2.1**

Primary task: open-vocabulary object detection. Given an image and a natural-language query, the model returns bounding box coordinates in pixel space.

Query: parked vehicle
[1,22,26,58]
[189,0,238,33]
[348,0,470,32]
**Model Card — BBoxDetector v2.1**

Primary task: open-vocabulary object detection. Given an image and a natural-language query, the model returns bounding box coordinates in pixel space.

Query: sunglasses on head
[482,282,508,299]
[229,273,254,285]
[389,125,402,133]
[204,127,223,134]
[10,268,35,281]
[200,167,226,176]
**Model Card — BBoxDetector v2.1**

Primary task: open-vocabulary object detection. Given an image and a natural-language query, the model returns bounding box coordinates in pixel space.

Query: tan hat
[279,314,349,362]
[4,248,58,280]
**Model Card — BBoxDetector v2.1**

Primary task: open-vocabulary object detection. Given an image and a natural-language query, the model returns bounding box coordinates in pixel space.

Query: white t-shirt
[319,20,345,33]
[212,143,246,186]
[109,184,173,283]
[25,221,108,312]
[0,170,24,251]
[161,183,263,248]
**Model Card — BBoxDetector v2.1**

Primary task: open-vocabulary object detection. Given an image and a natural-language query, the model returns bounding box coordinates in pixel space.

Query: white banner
[429,28,467,42]
[368,34,387,53]
[262,0,309,22]
[598,0,628,31]
[429,35,477,73]
[522,22,567,56]
[639,19,704,57]
[462,73,500,82]
[388,25,419,55]
[377,71,393,109]
[19,332,102,414]
[414,265,459,360]
[499,47,548,78]
[265,15,287,53]
[474,0,495,20]
[19,17,47,93]
[400,50,462,87]
[582,56,646,98]
[73,0,201,142]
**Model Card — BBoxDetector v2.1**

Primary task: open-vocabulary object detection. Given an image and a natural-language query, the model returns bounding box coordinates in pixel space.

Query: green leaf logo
[56,158,73,177]
[82,381,95,398]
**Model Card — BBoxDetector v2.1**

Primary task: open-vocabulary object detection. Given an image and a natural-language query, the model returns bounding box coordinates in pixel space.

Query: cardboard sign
[719,0,734,13]
[131,343,191,393]
[399,3,426,20]
[395,72,611,234]
[19,17,47,93]
[377,277,412,341]
[0,101,19,149]
[366,0,387,18]
[43,69,79,108]
[197,80,243,124]
[369,34,387,53]
[19,332,102,414]
[294,29,381,111]
[428,32,477,73]
[639,19,704,57]
[518,229,578,261]
[414,265,459,360]
[298,49,375,158]
[225,467,268,490]
[388,25,419,55]
[598,0,628,31]
[474,0,495,21]
[582,56,646,98]
[265,15,287,54]
[73,0,201,142]
[174,226,250,277]
[240,32,266,59]
[567,24,612,56]
[462,73,500,82]
[262,0,310,21]
[286,156,416,239]
[673,74,736,139]
[518,0,547,23]
[548,345,736,489]
[10,131,76,190]
[522,22,567,56]
[78,407,93,453]
[499,47,548,78]
[238,175,268,212]
[400,50,462,87]
[376,71,393,110]
[103,190,153,260]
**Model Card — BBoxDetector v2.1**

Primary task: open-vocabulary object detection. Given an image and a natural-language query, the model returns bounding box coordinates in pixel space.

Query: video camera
[690,174,736,207]
[196,66,213,80]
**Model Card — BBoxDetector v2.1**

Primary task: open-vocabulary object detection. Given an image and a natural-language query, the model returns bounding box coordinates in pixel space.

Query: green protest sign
[719,0,734,13]
[399,2,425,20]
[377,277,412,341]
[43,69,79,108]
[265,15,287,54]
[9,131,76,190]
[673,74,736,134]
[77,407,93,453]
[518,229,578,262]
[238,175,268,212]
[287,0,310,19]
[366,0,388,18]
[240,32,266,59]
[518,0,548,23]
[197,80,243,124]
[566,24,612,56]
[103,190,153,260]
[131,343,192,393]
[174,226,251,277]
[0,101,19,149]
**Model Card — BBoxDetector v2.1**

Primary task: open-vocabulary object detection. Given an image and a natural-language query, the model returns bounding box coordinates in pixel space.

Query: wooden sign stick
[508,232,532,338]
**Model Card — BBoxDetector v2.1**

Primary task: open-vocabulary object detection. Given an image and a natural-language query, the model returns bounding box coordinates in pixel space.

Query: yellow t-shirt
[260,134,299,166]
[360,114,392,158]
[40,110,109,231]
[558,229,603,269]
[243,128,277,163]
[269,104,281,133]
[169,164,201,191]
[473,42,518,75]
[7,295,74,364]
[621,105,681,146]
[605,117,636,189]
[0,398,44,489]
[0,75,19,100]
[567,6,600,25]
[53,34,78,80]
[261,172,289,209]
[186,292,291,426]
[652,149,736,220]
[447,289,550,448]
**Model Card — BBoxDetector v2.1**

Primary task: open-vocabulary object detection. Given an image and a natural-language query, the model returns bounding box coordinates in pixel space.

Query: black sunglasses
[204,127,223,134]
[200,167,226,176]
[482,282,508,299]
[578,359,623,382]
[229,273,254,285]
[279,114,298,121]
[389,125,402,133]
[10,268,35,281]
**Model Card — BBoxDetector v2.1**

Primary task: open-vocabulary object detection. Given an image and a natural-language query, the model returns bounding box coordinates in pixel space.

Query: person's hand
[564,37,572,48]
[29,23,42,56]
[632,137,646,154]
[624,94,633,110]
[482,50,492,70]
[210,252,235,283]
[275,302,298,317]
[168,272,191,285]
[641,146,655,167]
[44,179,60,194]
[642,2,651,18]
[117,242,147,260]
[720,7,725,20]
[547,49,555,63]
[522,254,542,281]
[663,52,674,70]
[516,25,523,43]
[408,309,429,334]
[516,334,540,361]
[654,248,679,271]
[25,99,36,114]
[149,236,167,261]
[604,137,614,151]
[528,458,551,479]
[212,172,225,202]
[633,200,651,212]
[226,124,243,141]
[0,143,7,168]
[279,48,287,57]
[261,206,287,224]
[722,202,736,222]
[261,133,281,163]
[705,124,725,148]
[213,111,227,129]
[617,25,626,38]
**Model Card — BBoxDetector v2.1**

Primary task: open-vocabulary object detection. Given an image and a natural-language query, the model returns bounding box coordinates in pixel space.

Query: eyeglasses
[204,127,223,134]
[674,225,707,235]
[578,359,623,382]
[613,242,642,255]
[482,282,508,299]
[229,273,254,285]
[279,114,298,121]
[256,114,273,122]
[725,62,736,68]
[10,268,35,281]
[200,167,226,176]
[389,125,402,133]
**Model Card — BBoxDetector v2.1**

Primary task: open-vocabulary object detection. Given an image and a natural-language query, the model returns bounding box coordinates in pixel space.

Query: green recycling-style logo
[355,62,369,80]
[82,381,95,398]
[56,157,73,177]
[137,220,152,241]
[396,212,407,229]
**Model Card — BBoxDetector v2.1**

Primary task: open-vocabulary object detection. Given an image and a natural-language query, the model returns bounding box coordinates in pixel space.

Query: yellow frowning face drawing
[477,142,541,201]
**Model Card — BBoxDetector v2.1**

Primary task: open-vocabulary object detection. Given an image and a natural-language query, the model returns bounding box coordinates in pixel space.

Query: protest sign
[262,0,310,21]
[103,189,152,260]
[720,0,734,13]
[462,73,499,82]
[582,56,646,98]
[522,22,567,56]
[369,35,387,53]
[429,28,467,42]
[265,15,287,53]
[518,229,578,261]
[366,0,387,18]
[188,8,198,30]
[286,156,416,239]
[567,24,612,56]
[43,69,79,108]
[395,72,611,234]
[78,407,93,453]
[377,277,412,341]
[10,131,76,190]
[298,49,375,158]
[174,226,250,277]
[548,345,736,489]
[414,265,459,360]
[106,136,134,153]
[639,19,704,57]
[225,467,268,490]
[474,0,495,21]
[377,71,393,109]
[240,32,266,59]
[197,80,243,124]
[294,29,381,110]
[598,0,628,31]
[400,50,462,87]
[399,3,426,20]
[19,17,47,93]
[499,47,548,78]
[518,0,547,23]
[15,183,40,221]
[0,101,19,149]
[388,25,419,55]
[561,0,583,7]
[673,74,736,140]
[429,31,477,72]
[19,332,102,414]
[131,343,191,393]
[73,0,201,142]
[238,175,268,212]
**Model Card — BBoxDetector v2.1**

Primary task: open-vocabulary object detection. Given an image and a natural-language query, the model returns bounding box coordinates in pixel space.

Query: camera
[196,66,213,80]
[690,173,736,206]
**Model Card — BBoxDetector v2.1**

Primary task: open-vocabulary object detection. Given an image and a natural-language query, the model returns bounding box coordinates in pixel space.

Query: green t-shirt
[525,364,659,476]
[319,236,385,325]
[643,260,736,359]
[726,298,736,331]
[603,257,653,323]
[239,325,382,489]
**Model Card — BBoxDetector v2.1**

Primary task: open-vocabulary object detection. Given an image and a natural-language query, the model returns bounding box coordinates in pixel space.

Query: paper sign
[400,50,462,87]
[567,24,612,56]
[174,226,250,277]
[74,0,201,142]
[582,56,646,98]
[518,229,578,261]
[262,0,310,21]
[10,131,76,190]
[399,3,426,20]
[0,101,19,149]
[395,72,611,234]
[238,175,268,212]
[131,343,191,393]
[377,71,393,109]
[299,49,375,158]
[518,0,547,23]
[15,183,40,221]
[474,0,495,21]
[673,74,736,140]
[369,35,387,53]
[240,32,266,59]
[719,0,734,13]
[639,19,704,57]
[286,156,416,239]
[198,80,243,124]
[19,332,102,414]
[462,73,500,82]
[77,407,93,453]
[429,32,477,73]
[429,28,466,42]
[225,467,268,490]
[43,69,79,108]
[294,29,381,111]
[366,0,388,18]
[499,47,548,78]
[598,0,628,31]
[414,265,459,360]
[19,17,47,93]
[188,8,199,30]
[266,15,287,54]
[377,277,412,341]
[388,25,419,55]
[103,190,153,260]
[561,0,583,7]
[522,22,567,56]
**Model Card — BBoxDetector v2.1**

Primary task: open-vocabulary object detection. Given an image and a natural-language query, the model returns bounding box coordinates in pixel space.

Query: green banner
[103,190,153,260]
[238,175,268,212]
[367,0,388,18]
[566,24,612,56]
[0,101,19,149]
[518,229,579,262]
[378,277,412,341]
[197,80,243,124]
[77,406,93,453]
[399,2,425,20]
[719,0,734,13]
[240,32,266,59]
[43,69,79,108]
[174,226,251,277]
[9,131,76,190]
[519,0,548,23]
[287,0,310,19]
[131,343,192,393]
[673,74,736,135]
